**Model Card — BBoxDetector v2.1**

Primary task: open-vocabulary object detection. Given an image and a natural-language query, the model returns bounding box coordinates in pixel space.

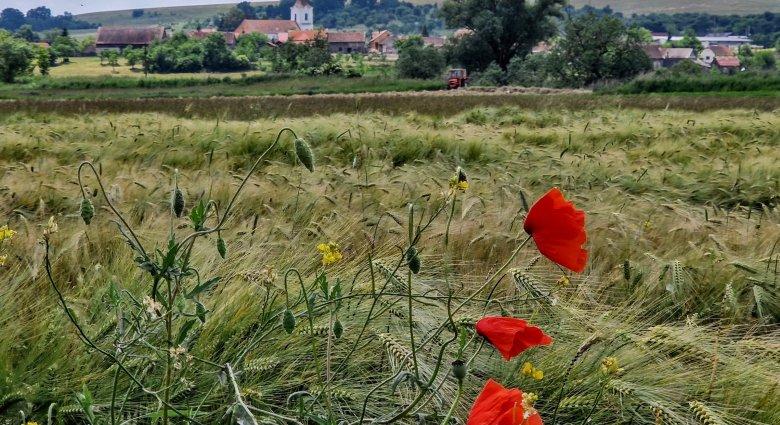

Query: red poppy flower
[467,379,543,425]
[476,317,552,361]
[523,187,587,273]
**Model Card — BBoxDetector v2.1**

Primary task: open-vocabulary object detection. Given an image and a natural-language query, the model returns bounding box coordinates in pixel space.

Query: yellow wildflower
[0,225,16,241]
[317,242,343,266]
[643,220,652,230]
[0,255,6,267]
[601,356,622,375]
[522,361,534,376]
[26,422,40,425]
[532,369,544,380]
[556,275,570,286]
[449,167,469,192]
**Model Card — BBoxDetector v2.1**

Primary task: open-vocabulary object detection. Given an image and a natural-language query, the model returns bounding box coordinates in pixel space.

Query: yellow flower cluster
[522,392,539,419]
[449,167,469,192]
[0,225,16,241]
[522,361,544,380]
[556,275,571,286]
[601,356,623,375]
[317,242,343,266]
[0,225,15,268]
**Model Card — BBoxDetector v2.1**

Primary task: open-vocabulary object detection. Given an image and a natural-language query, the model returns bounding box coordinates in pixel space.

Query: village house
[369,30,396,55]
[187,28,236,47]
[95,26,167,51]
[234,19,300,42]
[713,56,741,74]
[642,45,666,69]
[663,48,696,67]
[698,44,735,65]
[327,31,366,54]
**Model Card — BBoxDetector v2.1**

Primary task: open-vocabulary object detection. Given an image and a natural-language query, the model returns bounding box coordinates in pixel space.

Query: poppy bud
[452,360,466,382]
[282,308,296,334]
[217,237,227,259]
[172,188,185,218]
[294,138,315,172]
[406,247,420,274]
[333,319,343,339]
[80,197,94,225]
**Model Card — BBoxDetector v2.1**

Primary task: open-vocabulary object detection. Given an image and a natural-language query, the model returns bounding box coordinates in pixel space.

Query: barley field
[0,103,778,424]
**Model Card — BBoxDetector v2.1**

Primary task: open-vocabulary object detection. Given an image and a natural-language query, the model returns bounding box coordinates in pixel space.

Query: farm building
[663,48,696,67]
[369,30,396,55]
[698,44,735,65]
[327,31,366,54]
[187,28,237,47]
[642,45,666,69]
[95,26,167,51]
[234,20,300,42]
[713,56,741,73]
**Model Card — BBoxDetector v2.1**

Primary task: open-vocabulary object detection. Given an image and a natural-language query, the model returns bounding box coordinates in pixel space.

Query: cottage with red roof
[713,56,741,73]
[234,19,300,42]
[327,31,366,54]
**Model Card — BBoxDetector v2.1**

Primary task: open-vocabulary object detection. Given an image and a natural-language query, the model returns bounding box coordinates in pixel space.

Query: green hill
[75,0,779,29]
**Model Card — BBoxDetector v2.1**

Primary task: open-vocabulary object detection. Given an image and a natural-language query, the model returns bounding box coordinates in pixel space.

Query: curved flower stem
[440,381,463,425]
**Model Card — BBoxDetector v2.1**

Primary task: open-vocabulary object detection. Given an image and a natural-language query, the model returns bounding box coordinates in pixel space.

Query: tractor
[446,68,468,89]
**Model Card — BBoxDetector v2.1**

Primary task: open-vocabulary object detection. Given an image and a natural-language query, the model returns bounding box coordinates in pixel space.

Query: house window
[347,47,352,53]
[294,13,297,21]
[339,47,343,52]
[305,13,308,21]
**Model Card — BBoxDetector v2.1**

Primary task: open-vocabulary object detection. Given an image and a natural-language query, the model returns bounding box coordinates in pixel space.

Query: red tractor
[446,68,468,89]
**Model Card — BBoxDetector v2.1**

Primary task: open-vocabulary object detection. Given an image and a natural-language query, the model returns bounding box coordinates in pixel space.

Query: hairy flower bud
[294,138,315,172]
[282,308,296,334]
[80,197,95,225]
[173,187,185,218]
[452,360,466,382]
[406,247,421,274]
[333,319,343,339]
[217,237,227,259]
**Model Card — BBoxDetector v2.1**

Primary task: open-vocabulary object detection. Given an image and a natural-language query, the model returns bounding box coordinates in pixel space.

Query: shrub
[395,36,445,79]
[0,30,34,82]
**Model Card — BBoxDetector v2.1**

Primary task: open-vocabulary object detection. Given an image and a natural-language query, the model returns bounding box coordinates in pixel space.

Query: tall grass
[0,107,777,423]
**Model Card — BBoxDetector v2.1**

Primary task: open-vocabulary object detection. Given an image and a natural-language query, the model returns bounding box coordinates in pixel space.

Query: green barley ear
[80,197,94,225]
[294,138,315,172]
[406,247,421,274]
[173,187,185,218]
[282,308,296,334]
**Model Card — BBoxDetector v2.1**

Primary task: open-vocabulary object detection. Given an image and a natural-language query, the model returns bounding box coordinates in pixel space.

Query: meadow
[0,102,778,424]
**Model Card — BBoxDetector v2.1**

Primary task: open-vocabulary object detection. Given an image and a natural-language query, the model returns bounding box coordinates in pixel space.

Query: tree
[444,34,494,72]
[440,0,565,71]
[124,47,144,69]
[750,50,776,70]
[395,36,445,79]
[0,30,35,82]
[14,25,38,41]
[202,33,248,71]
[26,6,52,22]
[36,47,51,75]
[668,28,702,53]
[50,34,78,63]
[132,9,145,18]
[236,2,258,19]
[549,13,651,87]
[0,8,26,31]
[217,7,249,31]
[235,32,269,62]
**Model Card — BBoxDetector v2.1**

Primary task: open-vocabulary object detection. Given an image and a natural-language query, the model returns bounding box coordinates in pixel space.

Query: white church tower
[291,0,314,30]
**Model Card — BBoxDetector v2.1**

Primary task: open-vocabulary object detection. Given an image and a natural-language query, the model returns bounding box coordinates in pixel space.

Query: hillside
[75,0,779,28]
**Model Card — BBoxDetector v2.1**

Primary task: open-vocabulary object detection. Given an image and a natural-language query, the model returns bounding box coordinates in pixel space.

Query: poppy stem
[440,380,463,425]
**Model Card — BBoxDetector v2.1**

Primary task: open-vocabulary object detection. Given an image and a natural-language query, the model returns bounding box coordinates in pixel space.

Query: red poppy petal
[476,317,552,361]
[523,187,588,273]
[512,325,553,355]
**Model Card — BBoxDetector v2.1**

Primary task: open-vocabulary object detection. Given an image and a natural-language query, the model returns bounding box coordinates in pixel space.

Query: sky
[2,1,256,15]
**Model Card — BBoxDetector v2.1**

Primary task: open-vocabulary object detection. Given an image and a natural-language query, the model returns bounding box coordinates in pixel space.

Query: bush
[0,31,34,82]
[395,36,445,79]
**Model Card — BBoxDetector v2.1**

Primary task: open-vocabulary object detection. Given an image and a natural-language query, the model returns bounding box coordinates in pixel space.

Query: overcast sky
[2,1,256,15]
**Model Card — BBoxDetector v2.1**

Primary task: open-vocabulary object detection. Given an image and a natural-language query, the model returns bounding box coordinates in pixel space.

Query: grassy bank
[605,73,780,95]
[0,106,778,423]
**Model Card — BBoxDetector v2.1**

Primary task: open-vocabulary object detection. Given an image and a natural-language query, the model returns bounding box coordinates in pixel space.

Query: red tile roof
[234,20,299,36]
[289,29,325,43]
[96,26,166,46]
[328,31,365,43]
[714,56,741,67]
[188,29,236,45]
[709,45,735,57]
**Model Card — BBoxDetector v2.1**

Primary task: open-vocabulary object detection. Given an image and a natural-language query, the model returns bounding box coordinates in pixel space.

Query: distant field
[76,1,273,27]
[75,0,779,29]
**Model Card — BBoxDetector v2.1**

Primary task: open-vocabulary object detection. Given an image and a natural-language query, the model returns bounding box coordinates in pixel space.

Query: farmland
[0,97,778,423]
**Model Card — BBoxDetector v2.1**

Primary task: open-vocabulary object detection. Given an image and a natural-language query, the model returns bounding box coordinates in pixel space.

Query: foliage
[146,32,250,74]
[49,35,79,63]
[271,36,337,75]
[0,30,34,82]
[234,32,269,63]
[605,71,780,93]
[0,106,778,424]
[36,48,50,75]
[750,50,777,70]
[0,6,95,32]
[443,35,494,72]
[13,25,38,42]
[547,14,652,87]
[664,28,703,53]
[441,0,565,71]
[395,36,445,79]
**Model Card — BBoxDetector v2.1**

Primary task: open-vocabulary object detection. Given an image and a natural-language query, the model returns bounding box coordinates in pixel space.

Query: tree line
[0,6,95,32]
